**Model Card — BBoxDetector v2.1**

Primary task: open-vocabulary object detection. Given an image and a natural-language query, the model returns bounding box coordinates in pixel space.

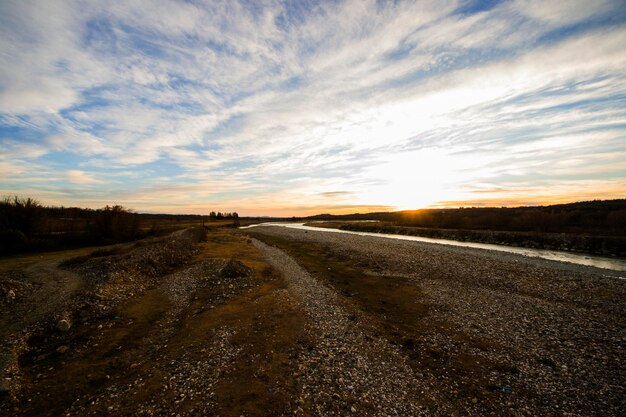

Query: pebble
[56,345,70,354]
[57,319,71,332]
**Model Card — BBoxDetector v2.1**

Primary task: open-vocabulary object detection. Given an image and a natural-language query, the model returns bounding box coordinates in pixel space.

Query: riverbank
[245,225,626,416]
[309,222,626,258]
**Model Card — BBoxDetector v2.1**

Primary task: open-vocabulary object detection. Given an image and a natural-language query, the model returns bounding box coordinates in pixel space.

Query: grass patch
[245,231,429,343]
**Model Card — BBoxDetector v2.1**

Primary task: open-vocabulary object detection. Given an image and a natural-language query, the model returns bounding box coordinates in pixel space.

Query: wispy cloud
[1,0,625,215]
[65,170,101,185]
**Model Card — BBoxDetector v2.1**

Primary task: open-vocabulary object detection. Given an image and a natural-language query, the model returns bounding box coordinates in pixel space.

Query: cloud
[513,0,619,25]
[320,191,354,198]
[1,0,625,214]
[65,170,101,184]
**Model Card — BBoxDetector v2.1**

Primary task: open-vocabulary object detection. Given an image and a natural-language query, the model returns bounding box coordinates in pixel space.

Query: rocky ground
[0,225,624,416]
[246,226,626,416]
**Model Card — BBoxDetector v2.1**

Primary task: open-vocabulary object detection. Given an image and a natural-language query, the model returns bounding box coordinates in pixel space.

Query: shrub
[0,196,45,238]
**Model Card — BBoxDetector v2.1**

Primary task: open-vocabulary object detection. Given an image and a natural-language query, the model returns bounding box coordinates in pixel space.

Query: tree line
[0,196,239,255]
[306,199,626,236]
[208,211,239,219]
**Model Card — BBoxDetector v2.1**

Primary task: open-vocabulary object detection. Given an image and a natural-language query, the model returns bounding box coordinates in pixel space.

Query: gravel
[3,224,624,416]
[254,238,432,416]
[62,257,255,416]
[0,228,207,406]
[248,225,626,416]
[66,326,242,417]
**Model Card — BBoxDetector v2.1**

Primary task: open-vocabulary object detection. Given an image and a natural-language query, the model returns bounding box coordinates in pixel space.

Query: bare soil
[1,228,309,416]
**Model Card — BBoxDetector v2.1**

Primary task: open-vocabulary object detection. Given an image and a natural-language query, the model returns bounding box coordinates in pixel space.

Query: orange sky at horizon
[2,2,625,217]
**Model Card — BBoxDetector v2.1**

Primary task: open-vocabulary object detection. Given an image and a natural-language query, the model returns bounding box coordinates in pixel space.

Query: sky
[1,0,625,216]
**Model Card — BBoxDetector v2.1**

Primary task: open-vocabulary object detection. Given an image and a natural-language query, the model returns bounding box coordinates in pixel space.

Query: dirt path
[0,258,87,401]
[1,260,85,332]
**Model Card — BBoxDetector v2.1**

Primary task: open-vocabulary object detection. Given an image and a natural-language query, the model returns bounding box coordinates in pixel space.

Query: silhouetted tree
[0,196,45,238]
[90,205,140,241]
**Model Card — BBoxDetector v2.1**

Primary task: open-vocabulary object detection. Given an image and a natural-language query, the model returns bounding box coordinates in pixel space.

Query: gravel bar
[248,226,626,416]
[253,238,431,416]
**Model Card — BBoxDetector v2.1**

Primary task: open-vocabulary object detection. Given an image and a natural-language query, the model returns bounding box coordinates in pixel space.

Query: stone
[56,345,69,354]
[220,259,252,278]
[57,319,71,332]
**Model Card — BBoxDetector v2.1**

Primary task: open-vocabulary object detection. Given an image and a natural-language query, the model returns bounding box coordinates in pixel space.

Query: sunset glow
[1,1,625,215]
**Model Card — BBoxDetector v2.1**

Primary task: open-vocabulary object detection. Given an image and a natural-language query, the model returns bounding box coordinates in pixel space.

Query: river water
[241,222,626,273]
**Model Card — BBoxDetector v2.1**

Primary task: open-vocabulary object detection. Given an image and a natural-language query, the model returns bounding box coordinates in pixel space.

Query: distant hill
[304,199,626,236]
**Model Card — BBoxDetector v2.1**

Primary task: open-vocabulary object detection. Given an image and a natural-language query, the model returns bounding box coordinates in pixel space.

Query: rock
[7,289,16,300]
[219,259,252,278]
[130,363,140,369]
[57,319,71,332]
[472,398,478,404]
[56,345,69,354]
[350,406,357,413]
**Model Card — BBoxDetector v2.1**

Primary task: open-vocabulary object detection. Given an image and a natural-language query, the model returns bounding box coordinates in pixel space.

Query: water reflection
[241,222,626,272]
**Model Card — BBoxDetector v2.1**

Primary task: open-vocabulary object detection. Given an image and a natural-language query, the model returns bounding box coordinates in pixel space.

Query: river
[241,222,626,273]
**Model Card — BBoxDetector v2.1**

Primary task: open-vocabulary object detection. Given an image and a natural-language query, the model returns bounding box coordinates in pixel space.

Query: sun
[358,148,466,210]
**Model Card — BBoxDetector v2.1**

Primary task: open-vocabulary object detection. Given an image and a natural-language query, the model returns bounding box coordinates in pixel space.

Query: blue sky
[1,0,625,215]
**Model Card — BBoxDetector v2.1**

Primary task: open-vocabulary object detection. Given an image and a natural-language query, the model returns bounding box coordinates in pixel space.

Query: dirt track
[1,226,624,416]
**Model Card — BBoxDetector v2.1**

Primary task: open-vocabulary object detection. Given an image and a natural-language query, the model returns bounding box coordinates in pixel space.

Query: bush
[0,196,45,238]
[87,205,141,242]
